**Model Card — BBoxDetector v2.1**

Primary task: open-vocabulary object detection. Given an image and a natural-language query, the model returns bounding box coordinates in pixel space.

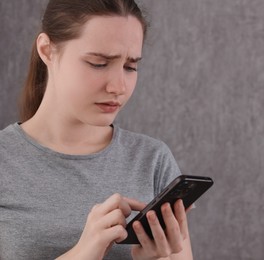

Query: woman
[0,0,193,259]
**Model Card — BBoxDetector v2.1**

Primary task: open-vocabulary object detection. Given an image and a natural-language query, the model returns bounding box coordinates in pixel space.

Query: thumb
[123,197,146,212]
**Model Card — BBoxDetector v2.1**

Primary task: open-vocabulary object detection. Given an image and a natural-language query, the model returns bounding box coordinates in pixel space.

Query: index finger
[97,193,124,215]
[118,199,132,218]
[123,197,146,212]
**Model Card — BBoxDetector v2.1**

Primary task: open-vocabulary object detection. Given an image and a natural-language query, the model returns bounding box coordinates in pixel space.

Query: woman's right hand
[56,193,146,260]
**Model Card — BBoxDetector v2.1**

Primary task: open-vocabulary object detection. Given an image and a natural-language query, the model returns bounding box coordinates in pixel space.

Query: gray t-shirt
[0,123,181,260]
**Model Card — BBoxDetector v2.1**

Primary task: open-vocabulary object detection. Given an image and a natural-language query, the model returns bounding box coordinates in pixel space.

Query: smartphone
[118,174,214,244]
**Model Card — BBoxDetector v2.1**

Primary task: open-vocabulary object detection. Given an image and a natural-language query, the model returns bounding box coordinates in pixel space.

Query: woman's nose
[106,71,126,95]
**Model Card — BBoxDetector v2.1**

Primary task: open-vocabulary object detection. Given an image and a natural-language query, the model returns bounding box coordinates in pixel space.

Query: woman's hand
[131,199,193,260]
[56,193,145,260]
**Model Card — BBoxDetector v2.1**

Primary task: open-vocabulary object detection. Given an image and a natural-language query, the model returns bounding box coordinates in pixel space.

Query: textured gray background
[1,1,264,260]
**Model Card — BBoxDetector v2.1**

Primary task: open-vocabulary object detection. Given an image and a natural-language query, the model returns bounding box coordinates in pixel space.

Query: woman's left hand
[131,199,193,260]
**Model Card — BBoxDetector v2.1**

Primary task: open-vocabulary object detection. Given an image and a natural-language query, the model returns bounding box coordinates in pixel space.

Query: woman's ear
[36,33,53,65]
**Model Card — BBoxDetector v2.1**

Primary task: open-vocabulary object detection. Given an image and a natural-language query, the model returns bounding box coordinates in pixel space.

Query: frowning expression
[48,15,144,126]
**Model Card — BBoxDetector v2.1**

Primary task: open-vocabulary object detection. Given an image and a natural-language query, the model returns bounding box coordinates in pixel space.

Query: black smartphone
[118,174,214,244]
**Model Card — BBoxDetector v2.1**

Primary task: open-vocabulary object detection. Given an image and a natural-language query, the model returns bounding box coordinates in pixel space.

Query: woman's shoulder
[114,125,171,154]
[0,123,21,147]
[0,123,16,137]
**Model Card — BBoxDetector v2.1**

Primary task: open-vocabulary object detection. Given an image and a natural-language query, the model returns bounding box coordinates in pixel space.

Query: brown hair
[19,0,148,122]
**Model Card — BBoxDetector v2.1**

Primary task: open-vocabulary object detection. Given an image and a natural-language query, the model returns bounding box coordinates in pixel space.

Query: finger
[123,197,146,211]
[99,208,126,229]
[161,202,184,253]
[118,199,132,218]
[131,244,143,260]
[132,221,153,251]
[174,199,189,239]
[102,224,128,244]
[146,211,171,256]
[96,193,123,216]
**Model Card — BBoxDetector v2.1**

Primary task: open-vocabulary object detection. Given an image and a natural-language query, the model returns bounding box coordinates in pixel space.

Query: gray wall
[1,1,263,259]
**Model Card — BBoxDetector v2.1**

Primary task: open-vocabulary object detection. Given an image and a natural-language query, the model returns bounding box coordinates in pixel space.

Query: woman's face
[48,15,143,126]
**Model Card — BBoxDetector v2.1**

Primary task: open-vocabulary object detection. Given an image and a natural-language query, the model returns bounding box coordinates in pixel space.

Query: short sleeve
[154,142,182,196]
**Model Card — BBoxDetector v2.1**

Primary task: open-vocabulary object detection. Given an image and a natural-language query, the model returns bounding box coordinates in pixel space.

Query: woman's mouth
[95,101,121,113]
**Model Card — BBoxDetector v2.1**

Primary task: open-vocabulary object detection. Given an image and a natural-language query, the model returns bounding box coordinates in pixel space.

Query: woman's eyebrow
[127,56,142,63]
[85,52,142,62]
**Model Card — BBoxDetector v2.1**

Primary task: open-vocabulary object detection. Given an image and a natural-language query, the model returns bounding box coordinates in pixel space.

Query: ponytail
[19,39,47,122]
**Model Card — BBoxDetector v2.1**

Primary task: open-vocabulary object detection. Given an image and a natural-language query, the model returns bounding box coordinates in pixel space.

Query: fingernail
[165,203,171,215]
[178,199,184,208]
[133,221,141,232]
[148,211,156,221]
[162,203,171,214]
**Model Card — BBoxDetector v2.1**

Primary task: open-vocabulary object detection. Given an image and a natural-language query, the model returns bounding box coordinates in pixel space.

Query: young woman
[0,0,193,259]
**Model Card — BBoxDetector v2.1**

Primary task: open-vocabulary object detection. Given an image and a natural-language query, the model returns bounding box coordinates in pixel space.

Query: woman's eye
[124,66,137,72]
[86,61,107,68]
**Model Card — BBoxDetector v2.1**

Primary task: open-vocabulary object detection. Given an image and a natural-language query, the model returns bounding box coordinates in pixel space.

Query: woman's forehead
[75,15,144,56]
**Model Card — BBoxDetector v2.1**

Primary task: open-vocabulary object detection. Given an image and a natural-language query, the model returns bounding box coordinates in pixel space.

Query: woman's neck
[21,113,114,155]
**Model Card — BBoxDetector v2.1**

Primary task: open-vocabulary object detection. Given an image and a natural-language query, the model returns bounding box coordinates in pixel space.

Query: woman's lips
[95,102,121,113]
